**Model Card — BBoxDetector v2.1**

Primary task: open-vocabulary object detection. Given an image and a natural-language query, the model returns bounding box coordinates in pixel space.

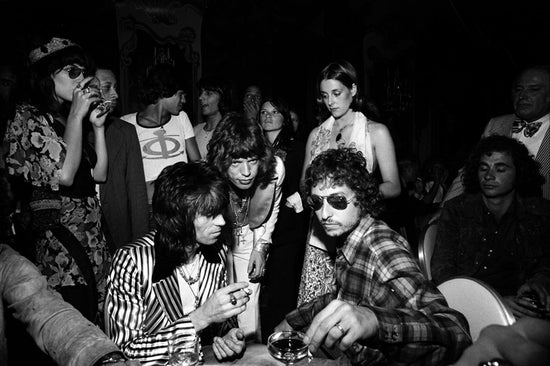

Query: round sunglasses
[307,194,354,211]
[61,65,86,79]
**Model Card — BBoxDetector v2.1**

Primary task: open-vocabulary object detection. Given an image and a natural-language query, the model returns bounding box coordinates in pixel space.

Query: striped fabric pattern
[104,232,234,365]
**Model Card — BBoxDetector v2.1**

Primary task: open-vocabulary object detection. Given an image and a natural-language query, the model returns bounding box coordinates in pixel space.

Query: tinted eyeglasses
[61,65,86,79]
[307,194,354,211]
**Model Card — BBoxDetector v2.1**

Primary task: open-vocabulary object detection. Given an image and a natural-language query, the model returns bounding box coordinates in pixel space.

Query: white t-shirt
[121,111,195,182]
[193,122,214,160]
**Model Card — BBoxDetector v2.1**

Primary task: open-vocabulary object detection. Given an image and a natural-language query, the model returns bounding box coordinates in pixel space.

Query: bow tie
[512,119,543,138]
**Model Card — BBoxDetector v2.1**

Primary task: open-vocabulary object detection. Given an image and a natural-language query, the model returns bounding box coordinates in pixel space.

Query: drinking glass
[165,334,200,366]
[267,330,310,366]
[85,77,113,115]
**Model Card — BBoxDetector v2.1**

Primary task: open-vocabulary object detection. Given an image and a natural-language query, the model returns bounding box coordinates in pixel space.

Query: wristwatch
[94,351,127,365]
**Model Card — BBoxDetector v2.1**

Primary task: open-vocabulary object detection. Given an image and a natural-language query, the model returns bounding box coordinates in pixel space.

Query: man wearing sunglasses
[275,148,471,365]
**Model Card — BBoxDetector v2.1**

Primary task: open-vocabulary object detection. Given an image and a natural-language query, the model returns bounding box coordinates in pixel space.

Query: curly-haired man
[276,148,471,365]
[432,135,550,319]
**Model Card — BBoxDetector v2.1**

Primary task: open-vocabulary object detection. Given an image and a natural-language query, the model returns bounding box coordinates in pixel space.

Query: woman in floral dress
[4,37,111,325]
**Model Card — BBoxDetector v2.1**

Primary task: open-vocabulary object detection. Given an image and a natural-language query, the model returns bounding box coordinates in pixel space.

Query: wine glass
[165,334,200,366]
[267,330,310,366]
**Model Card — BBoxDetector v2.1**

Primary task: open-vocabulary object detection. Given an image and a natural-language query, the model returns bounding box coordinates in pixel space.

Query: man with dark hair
[105,161,250,365]
[443,64,550,202]
[276,148,470,365]
[194,75,232,159]
[432,135,550,319]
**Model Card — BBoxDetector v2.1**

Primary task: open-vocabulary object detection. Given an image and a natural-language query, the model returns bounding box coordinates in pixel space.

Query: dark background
[1,0,549,171]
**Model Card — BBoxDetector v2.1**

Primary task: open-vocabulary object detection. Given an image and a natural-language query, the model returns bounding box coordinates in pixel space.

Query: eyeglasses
[61,65,86,79]
[307,194,354,211]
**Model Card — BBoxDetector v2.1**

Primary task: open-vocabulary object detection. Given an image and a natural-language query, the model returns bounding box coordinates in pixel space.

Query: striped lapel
[535,125,550,199]
[153,273,184,322]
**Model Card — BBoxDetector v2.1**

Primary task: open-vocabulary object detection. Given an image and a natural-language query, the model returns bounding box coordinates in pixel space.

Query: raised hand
[189,282,251,331]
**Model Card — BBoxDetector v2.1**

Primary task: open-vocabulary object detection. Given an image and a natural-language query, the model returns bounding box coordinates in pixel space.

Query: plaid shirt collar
[339,215,374,265]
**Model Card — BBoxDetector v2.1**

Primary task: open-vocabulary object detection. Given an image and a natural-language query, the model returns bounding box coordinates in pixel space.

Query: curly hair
[207,112,277,189]
[463,135,544,197]
[139,63,183,105]
[152,161,229,282]
[305,148,381,217]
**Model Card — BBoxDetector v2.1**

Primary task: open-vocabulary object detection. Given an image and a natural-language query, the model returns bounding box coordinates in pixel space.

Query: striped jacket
[104,232,235,365]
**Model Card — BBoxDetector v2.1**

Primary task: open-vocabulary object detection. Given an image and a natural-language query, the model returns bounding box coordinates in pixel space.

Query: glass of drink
[165,334,200,366]
[267,330,310,366]
[85,77,113,116]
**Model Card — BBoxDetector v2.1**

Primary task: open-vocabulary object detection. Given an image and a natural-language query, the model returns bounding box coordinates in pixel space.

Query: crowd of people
[0,34,549,366]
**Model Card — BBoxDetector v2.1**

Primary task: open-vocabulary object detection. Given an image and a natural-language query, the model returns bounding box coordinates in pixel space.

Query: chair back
[437,276,515,341]
[417,219,438,280]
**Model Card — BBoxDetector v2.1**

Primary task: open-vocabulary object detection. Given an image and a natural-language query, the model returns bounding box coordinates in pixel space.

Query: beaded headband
[29,37,79,64]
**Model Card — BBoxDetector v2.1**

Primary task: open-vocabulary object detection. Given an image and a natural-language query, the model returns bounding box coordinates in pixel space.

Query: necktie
[512,119,542,137]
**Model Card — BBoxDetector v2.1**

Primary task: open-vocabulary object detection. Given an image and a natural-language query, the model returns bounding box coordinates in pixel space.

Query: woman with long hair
[258,96,308,340]
[4,36,110,324]
[297,60,401,305]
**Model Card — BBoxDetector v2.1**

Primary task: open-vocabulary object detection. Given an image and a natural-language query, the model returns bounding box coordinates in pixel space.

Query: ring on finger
[230,293,237,306]
[335,323,347,335]
[83,87,90,94]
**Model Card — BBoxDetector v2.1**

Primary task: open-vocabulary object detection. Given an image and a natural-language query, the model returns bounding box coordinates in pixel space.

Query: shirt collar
[340,215,374,265]
[519,113,550,125]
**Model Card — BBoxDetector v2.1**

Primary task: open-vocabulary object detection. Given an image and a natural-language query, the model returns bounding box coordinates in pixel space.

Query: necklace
[230,194,250,245]
[179,256,200,285]
[178,260,200,309]
[335,123,353,147]
[137,112,166,129]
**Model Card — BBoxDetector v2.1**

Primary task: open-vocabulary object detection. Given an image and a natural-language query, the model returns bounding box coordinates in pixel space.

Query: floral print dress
[5,104,111,323]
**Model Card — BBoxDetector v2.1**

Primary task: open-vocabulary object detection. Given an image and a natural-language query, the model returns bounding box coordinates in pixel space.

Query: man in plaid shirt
[276,148,471,365]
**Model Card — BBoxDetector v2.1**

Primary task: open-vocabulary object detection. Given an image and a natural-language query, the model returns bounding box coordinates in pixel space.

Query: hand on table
[212,328,246,361]
[303,300,378,354]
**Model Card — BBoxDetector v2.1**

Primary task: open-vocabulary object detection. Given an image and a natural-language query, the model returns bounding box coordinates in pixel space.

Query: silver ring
[83,87,90,94]
[230,294,237,306]
[335,323,346,335]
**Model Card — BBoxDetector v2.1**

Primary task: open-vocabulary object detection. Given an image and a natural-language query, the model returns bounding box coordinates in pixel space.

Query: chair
[417,218,439,280]
[437,276,515,341]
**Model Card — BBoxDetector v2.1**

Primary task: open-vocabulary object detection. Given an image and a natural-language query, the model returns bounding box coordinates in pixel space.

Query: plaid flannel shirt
[286,216,471,365]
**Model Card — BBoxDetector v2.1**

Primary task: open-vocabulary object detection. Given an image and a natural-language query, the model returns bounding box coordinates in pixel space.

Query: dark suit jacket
[99,117,148,251]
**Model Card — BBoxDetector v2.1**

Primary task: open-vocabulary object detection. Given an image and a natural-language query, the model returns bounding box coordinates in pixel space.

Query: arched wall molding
[114,0,204,121]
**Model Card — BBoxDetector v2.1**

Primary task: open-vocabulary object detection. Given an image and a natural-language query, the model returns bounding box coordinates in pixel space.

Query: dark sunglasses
[62,65,86,79]
[307,194,354,211]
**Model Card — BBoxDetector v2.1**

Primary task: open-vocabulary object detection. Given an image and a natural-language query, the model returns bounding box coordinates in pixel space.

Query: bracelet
[253,240,271,255]
[95,351,127,365]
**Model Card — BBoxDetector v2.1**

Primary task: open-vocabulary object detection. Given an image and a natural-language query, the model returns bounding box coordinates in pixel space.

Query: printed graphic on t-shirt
[141,129,184,160]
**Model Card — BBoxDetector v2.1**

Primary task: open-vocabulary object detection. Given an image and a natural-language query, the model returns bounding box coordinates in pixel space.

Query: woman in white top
[121,64,200,228]
[297,60,401,305]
